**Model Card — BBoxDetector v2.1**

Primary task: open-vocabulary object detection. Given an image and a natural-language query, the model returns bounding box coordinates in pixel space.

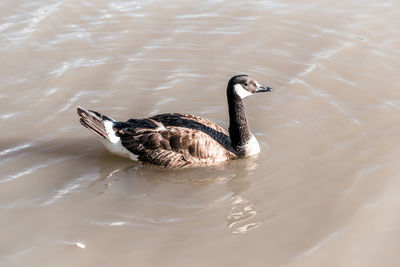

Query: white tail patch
[234,84,253,99]
[102,120,138,160]
[103,120,120,144]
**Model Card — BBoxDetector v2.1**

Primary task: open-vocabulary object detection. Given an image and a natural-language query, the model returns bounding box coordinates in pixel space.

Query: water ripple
[0,246,35,267]
[296,229,347,259]
[49,58,109,77]
[0,22,13,32]
[7,2,64,42]
[0,158,66,184]
[0,112,21,121]
[0,143,34,157]
[41,173,98,206]
[87,220,128,227]
[41,184,79,206]
[42,90,102,122]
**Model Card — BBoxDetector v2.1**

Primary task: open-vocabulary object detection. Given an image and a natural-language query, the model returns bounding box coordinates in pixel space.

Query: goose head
[227,74,272,100]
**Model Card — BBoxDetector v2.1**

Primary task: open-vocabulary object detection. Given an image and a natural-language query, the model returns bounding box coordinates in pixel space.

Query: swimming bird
[77,74,272,168]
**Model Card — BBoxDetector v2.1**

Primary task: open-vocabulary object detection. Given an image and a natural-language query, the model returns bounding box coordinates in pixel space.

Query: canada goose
[77,74,272,168]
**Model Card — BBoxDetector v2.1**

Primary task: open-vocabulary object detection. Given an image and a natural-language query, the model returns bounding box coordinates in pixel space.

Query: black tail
[77,106,114,139]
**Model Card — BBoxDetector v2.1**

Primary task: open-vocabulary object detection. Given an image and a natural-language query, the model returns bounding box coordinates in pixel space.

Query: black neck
[227,88,252,151]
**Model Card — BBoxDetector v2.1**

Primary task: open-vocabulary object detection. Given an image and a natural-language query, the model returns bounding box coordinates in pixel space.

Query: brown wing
[149,113,233,149]
[117,114,236,167]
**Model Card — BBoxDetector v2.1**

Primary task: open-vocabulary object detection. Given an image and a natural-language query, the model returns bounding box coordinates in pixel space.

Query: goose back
[115,113,237,168]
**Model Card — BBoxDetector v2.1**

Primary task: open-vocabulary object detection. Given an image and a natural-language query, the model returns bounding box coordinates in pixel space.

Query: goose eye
[243,82,249,86]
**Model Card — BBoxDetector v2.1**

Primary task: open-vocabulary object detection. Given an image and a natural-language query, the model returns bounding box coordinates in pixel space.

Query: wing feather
[116,114,237,167]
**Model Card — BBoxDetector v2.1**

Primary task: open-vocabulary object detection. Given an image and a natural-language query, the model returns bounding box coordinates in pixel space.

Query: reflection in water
[226,159,260,234]
[92,156,261,234]
[227,195,259,234]
[96,160,233,187]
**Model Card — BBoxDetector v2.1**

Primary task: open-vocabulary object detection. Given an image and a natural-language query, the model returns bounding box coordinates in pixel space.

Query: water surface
[1,0,400,266]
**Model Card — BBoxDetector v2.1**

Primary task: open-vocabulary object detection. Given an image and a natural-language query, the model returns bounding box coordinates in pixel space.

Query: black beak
[256,85,273,93]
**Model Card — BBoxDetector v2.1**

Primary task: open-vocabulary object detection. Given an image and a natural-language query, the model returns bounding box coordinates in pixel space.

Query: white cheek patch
[234,84,253,99]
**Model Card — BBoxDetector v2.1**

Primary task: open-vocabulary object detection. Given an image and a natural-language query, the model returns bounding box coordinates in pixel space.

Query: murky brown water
[1,0,400,266]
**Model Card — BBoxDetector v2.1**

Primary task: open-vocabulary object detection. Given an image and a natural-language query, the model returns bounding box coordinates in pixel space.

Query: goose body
[77,75,272,168]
